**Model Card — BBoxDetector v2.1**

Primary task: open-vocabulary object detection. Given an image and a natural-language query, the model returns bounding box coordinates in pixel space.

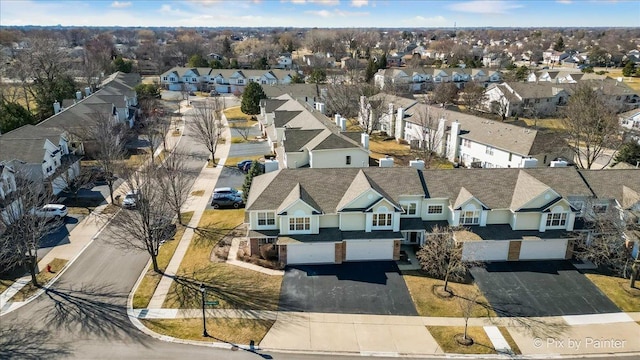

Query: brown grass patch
[191,190,205,197]
[13,258,68,301]
[403,271,495,317]
[224,106,253,122]
[163,209,282,310]
[141,318,274,345]
[132,212,194,308]
[0,279,15,294]
[428,326,496,354]
[585,273,640,312]
[605,69,640,92]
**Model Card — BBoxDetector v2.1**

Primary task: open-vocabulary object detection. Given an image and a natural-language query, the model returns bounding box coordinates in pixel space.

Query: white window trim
[427,205,443,214]
[401,202,418,216]
[257,211,276,227]
[459,210,480,225]
[288,216,311,233]
[545,212,568,228]
[372,212,393,229]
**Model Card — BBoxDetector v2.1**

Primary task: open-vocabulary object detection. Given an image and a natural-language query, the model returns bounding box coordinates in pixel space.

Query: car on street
[211,193,244,209]
[35,204,68,220]
[122,189,140,209]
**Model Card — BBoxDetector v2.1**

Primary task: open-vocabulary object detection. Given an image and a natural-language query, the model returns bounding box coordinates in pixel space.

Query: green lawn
[585,273,640,312]
[141,318,274,345]
[403,271,495,317]
[132,212,194,309]
[428,326,497,354]
[162,209,282,310]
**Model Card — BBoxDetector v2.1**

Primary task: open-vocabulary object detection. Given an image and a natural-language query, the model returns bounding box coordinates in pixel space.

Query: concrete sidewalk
[147,104,233,309]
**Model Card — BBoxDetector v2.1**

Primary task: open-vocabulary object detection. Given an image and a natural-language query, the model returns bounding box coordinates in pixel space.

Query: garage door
[345,240,394,261]
[287,243,335,265]
[462,241,509,261]
[519,239,568,260]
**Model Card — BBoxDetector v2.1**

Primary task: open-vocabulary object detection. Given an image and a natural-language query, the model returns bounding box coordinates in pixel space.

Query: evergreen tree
[112,55,133,73]
[622,61,635,77]
[209,59,224,69]
[0,100,36,133]
[365,59,378,82]
[230,59,239,68]
[222,37,232,58]
[377,53,388,69]
[290,73,305,84]
[309,68,326,84]
[613,142,640,166]
[241,161,264,203]
[187,54,208,67]
[553,36,565,52]
[241,82,267,115]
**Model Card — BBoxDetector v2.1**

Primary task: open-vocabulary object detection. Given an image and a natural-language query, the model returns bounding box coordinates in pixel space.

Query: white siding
[309,148,369,168]
[287,243,335,264]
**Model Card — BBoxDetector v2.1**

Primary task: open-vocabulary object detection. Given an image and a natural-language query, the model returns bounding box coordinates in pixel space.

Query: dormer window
[401,202,417,215]
[372,213,392,228]
[460,210,480,225]
[289,217,310,231]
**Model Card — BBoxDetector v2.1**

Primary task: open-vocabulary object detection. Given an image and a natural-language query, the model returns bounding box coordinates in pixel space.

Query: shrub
[259,243,278,260]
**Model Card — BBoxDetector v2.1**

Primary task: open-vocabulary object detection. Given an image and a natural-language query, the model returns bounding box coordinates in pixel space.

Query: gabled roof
[308,131,361,151]
[337,170,377,211]
[510,171,553,211]
[282,129,324,152]
[273,110,303,128]
[453,187,476,209]
[579,169,640,208]
[261,99,288,113]
[0,125,64,164]
[277,183,322,214]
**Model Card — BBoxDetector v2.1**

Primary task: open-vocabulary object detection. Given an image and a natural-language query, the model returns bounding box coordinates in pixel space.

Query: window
[257,212,275,226]
[460,210,480,225]
[485,146,494,155]
[289,217,310,231]
[372,213,392,227]
[402,203,417,215]
[346,155,351,165]
[258,238,275,246]
[593,204,608,214]
[508,153,512,162]
[428,205,443,214]
[546,212,567,227]
[237,79,245,85]
[462,139,471,148]
[163,77,167,81]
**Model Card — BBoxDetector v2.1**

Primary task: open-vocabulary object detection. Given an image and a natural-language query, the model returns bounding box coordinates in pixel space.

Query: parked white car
[123,189,140,209]
[35,204,68,220]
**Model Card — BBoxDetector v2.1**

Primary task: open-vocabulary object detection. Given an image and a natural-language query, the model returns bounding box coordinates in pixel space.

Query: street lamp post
[199,283,209,337]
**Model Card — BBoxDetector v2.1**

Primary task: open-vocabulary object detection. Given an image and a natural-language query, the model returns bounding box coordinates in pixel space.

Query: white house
[374,67,503,92]
[620,109,640,131]
[0,126,80,196]
[160,67,297,93]
[259,95,370,169]
[244,166,636,265]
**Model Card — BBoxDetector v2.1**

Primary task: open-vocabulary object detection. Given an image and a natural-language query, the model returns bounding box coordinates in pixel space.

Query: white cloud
[351,0,368,7]
[305,9,368,17]
[110,1,131,8]
[556,0,572,3]
[447,0,523,14]
[402,15,448,27]
[285,0,340,5]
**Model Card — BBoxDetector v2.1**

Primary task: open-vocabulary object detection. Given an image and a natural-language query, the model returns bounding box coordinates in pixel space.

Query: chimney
[85,87,92,97]
[53,101,61,114]
[521,157,539,168]
[340,117,347,132]
[447,120,461,162]
[317,102,326,114]
[394,107,405,139]
[361,133,369,150]
[75,91,82,100]
[436,117,446,155]
[379,155,394,167]
[335,113,341,126]
[264,159,279,173]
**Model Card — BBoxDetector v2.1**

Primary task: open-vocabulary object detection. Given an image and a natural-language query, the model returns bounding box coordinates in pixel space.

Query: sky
[0,0,639,28]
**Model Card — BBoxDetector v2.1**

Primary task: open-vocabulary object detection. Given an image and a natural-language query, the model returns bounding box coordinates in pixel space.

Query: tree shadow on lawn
[40,283,153,344]
[0,322,72,360]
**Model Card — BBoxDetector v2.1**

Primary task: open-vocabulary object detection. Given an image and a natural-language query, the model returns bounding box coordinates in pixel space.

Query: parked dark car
[237,159,253,171]
[211,193,243,209]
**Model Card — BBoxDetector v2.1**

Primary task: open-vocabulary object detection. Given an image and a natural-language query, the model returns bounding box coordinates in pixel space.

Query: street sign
[205,300,219,306]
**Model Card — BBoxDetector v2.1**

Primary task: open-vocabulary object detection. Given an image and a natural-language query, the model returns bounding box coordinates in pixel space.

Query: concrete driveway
[279,261,418,316]
[471,260,620,317]
[37,214,84,259]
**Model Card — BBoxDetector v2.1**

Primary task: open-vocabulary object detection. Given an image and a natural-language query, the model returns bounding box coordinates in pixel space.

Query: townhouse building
[245,166,640,265]
[374,67,503,92]
[159,67,297,94]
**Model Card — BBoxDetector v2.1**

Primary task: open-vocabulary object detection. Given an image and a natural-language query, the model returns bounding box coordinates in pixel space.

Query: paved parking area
[279,261,418,316]
[470,260,620,317]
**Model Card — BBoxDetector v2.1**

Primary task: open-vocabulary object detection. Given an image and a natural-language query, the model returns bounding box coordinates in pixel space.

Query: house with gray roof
[484,82,570,117]
[374,67,503,93]
[258,94,369,169]
[244,166,639,265]
[159,67,297,93]
[363,93,571,169]
[0,125,80,196]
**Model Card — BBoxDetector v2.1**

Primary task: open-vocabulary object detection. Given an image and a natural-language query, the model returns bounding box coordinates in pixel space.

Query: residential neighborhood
[1,2,640,359]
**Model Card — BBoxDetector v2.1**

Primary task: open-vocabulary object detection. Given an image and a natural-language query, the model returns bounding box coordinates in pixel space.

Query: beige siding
[421,199,449,221]
[340,213,366,231]
[522,189,559,209]
[285,151,309,168]
[514,212,541,230]
[346,189,380,209]
[486,210,511,224]
[371,199,395,212]
[310,148,369,169]
[320,214,339,228]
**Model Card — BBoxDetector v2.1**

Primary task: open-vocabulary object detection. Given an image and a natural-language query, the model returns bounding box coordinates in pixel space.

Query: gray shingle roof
[578,169,640,207]
[282,129,324,151]
[273,111,303,128]
[0,125,64,164]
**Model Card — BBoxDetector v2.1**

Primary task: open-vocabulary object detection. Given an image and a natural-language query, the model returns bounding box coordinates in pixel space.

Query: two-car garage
[285,240,396,265]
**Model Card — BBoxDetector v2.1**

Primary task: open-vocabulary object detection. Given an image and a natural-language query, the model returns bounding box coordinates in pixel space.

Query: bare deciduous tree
[432,82,459,107]
[0,167,61,285]
[416,225,480,293]
[460,81,487,113]
[107,166,176,273]
[189,98,224,166]
[562,84,622,169]
[157,152,196,225]
[407,102,445,167]
[490,99,509,121]
[457,289,480,343]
